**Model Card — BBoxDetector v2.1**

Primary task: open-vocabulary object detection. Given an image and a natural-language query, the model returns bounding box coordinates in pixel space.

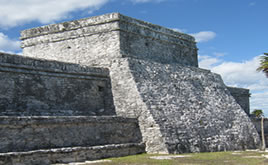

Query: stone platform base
[0,143,145,165]
[0,116,142,153]
[0,116,145,164]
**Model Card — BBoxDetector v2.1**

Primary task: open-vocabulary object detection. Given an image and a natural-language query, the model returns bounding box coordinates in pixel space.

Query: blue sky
[0,0,267,115]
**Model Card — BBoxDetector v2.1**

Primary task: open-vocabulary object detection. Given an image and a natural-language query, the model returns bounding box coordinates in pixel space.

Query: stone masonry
[0,52,145,164]
[228,86,250,115]
[0,116,142,153]
[0,52,114,116]
[20,13,260,154]
[251,118,268,147]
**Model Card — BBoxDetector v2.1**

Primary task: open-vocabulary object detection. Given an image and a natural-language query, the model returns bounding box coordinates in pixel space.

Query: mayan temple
[0,13,260,164]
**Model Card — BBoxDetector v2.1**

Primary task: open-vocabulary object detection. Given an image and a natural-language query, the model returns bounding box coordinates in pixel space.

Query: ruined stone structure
[0,13,261,164]
[251,118,268,147]
[0,53,114,116]
[227,87,250,115]
[0,53,144,164]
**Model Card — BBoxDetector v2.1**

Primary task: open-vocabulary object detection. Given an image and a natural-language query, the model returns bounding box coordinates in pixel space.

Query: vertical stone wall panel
[0,53,115,116]
[228,87,250,115]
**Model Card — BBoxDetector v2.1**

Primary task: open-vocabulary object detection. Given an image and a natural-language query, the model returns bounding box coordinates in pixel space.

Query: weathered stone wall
[251,118,268,133]
[228,87,250,115]
[126,59,259,153]
[21,13,198,67]
[0,53,115,116]
[109,58,260,153]
[118,16,197,66]
[19,13,260,153]
[251,118,268,147]
[0,143,145,165]
[0,116,142,153]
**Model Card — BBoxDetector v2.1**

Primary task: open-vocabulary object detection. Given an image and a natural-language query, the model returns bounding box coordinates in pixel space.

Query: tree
[257,53,268,77]
[251,109,266,150]
[252,109,264,118]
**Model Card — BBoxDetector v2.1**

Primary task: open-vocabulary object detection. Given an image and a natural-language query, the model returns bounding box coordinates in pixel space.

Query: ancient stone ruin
[0,13,260,164]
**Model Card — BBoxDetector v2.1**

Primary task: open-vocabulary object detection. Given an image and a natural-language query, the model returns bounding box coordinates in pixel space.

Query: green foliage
[251,109,264,118]
[257,53,268,77]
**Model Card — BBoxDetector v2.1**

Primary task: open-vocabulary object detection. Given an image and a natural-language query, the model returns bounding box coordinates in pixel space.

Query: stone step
[0,116,142,153]
[0,143,145,165]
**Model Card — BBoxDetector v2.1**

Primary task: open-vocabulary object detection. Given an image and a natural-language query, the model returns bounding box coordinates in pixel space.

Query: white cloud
[199,55,268,115]
[198,55,222,69]
[172,29,216,43]
[172,28,187,33]
[0,32,21,53]
[211,56,264,87]
[251,92,268,113]
[0,0,109,28]
[190,31,216,43]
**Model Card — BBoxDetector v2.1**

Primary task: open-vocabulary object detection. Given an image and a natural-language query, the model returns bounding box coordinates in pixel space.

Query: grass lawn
[80,150,268,165]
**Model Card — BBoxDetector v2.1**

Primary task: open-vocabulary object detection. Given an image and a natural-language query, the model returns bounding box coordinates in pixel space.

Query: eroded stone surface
[228,87,250,115]
[110,58,260,153]
[17,13,261,153]
[251,118,268,147]
[21,13,198,67]
[0,116,142,153]
[0,53,114,116]
[0,143,145,165]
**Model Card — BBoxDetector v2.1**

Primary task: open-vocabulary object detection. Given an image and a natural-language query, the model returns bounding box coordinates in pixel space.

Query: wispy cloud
[198,55,222,69]
[172,28,187,33]
[0,0,109,28]
[190,31,216,43]
[199,55,268,115]
[0,32,21,53]
[213,52,226,57]
[172,28,216,43]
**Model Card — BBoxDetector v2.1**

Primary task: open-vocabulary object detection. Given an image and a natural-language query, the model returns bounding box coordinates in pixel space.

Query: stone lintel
[0,116,138,126]
[0,52,109,78]
[227,86,251,96]
[20,13,121,40]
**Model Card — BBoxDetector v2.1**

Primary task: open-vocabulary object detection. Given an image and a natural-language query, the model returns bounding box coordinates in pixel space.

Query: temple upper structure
[21,13,198,67]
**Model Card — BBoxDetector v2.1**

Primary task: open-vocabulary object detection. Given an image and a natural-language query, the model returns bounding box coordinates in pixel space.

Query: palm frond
[256,53,268,73]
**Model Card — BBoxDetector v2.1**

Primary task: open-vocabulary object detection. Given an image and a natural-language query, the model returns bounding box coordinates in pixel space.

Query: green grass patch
[88,151,268,165]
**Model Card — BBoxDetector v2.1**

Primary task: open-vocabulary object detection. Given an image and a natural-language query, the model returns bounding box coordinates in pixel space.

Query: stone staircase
[0,116,145,165]
[0,53,145,165]
[0,143,144,165]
